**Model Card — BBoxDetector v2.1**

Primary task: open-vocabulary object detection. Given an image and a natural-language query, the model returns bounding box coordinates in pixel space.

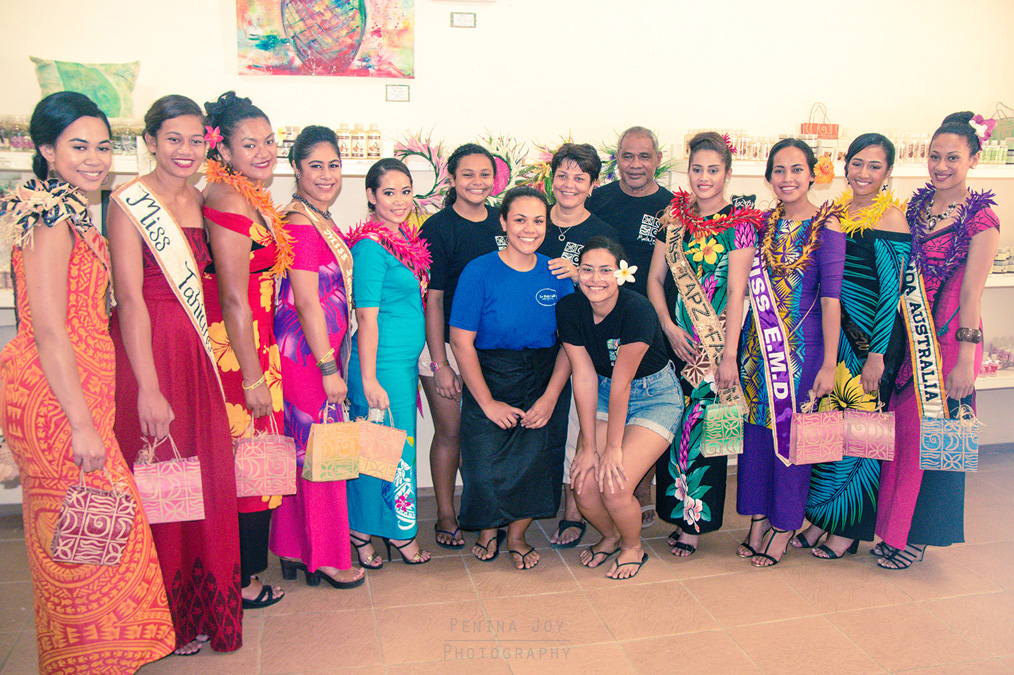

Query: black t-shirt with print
[420,204,504,334]
[536,211,617,267]
[587,181,673,297]
[556,288,670,380]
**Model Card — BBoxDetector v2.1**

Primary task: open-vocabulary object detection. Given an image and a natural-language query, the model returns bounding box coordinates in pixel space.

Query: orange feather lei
[203,159,293,277]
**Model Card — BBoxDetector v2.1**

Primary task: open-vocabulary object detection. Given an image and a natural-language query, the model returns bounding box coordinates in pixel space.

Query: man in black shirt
[586,126,673,528]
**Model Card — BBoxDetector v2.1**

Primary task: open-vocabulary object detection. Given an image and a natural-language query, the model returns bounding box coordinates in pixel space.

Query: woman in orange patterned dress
[201,91,290,609]
[0,92,174,674]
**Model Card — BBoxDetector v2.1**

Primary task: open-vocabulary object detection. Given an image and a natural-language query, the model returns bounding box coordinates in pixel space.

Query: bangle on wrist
[318,359,339,376]
[955,327,982,344]
[316,347,336,367]
[429,359,449,373]
[242,375,266,391]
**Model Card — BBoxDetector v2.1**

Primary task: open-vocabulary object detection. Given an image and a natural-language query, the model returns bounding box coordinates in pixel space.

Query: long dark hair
[443,143,496,209]
[30,92,111,180]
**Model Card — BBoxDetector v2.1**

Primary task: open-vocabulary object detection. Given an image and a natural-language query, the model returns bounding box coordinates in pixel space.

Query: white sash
[900,261,947,419]
[112,177,224,397]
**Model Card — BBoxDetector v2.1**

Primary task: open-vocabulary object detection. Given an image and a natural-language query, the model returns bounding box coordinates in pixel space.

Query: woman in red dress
[109,95,243,655]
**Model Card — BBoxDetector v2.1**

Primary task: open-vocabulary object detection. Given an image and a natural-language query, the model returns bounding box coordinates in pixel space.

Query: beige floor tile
[387,657,512,674]
[621,630,762,675]
[776,556,914,613]
[727,616,883,675]
[259,571,373,616]
[481,591,613,648]
[409,519,469,559]
[0,630,36,675]
[0,514,24,543]
[0,631,20,667]
[0,541,30,584]
[644,532,760,580]
[374,599,491,664]
[139,612,263,675]
[260,609,381,673]
[827,603,987,671]
[465,547,582,598]
[585,580,717,641]
[0,582,32,633]
[572,546,678,589]
[924,592,1014,657]
[882,553,1004,601]
[682,570,819,627]
[933,541,1014,590]
[929,659,1014,674]
[371,555,479,608]
[509,642,637,675]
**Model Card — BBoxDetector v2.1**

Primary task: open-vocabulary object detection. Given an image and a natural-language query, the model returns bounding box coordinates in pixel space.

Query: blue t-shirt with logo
[450,252,573,350]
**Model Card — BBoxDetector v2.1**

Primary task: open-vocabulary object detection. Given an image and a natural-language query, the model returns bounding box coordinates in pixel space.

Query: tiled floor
[1,452,1012,674]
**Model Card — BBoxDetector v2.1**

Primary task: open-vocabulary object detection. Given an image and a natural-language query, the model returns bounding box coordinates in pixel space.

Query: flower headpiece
[721,133,738,155]
[204,126,223,149]
[814,153,835,185]
[613,260,637,286]
[969,114,997,144]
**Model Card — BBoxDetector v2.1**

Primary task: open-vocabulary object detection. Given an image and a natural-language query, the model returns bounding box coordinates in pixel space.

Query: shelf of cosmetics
[677,129,1014,178]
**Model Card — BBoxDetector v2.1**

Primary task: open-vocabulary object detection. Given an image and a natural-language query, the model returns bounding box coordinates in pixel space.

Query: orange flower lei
[204,158,293,276]
[760,200,844,276]
[667,190,764,239]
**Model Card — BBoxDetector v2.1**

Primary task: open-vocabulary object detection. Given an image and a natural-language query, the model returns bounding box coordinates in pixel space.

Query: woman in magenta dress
[109,95,242,654]
[875,112,1000,570]
[202,91,290,608]
[269,126,364,589]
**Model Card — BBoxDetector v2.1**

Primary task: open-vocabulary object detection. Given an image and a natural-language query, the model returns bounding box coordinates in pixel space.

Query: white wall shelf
[976,373,1014,391]
[985,274,1014,288]
[672,158,1014,180]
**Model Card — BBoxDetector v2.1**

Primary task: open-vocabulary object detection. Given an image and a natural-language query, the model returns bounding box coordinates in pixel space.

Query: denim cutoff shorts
[596,362,684,443]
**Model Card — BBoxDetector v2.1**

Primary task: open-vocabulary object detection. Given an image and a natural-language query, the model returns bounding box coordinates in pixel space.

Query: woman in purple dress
[737,138,845,567]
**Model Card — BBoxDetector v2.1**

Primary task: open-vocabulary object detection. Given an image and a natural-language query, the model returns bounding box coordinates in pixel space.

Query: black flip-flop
[581,544,620,568]
[434,524,466,550]
[509,546,539,570]
[474,529,506,562]
[610,552,649,580]
[671,541,697,557]
[551,519,587,549]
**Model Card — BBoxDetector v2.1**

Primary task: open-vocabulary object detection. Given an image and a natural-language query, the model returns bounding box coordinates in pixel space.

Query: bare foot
[580,538,620,568]
[752,529,792,568]
[737,516,769,558]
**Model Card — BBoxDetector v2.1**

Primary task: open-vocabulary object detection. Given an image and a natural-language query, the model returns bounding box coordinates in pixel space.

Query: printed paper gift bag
[133,434,205,524]
[843,408,896,461]
[234,417,297,497]
[51,469,136,566]
[303,403,360,482]
[789,396,844,465]
[919,405,980,472]
[356,408,406,482]
[701,402,744,457]
[799,102,840,139]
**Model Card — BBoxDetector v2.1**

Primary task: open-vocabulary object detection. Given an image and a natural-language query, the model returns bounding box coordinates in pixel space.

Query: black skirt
[458,345,570,530]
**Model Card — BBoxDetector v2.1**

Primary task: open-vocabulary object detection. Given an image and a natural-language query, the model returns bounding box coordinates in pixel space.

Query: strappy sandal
[813,539,859,559]
[474,529,506,562]
[609,552,649,580]
[791,530,826,549]
[666,528,682,548]
[509,546,539,570]
[351,533,383,569]
[671,540,698,557]
[870,541,897,558]
[751,528,794,568]
[737,516,768,558]
[242,576,284,609]
[877,544,925,570]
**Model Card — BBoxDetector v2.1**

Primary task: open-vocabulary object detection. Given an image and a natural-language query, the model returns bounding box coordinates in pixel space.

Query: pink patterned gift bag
[50,469,137,566]
[843,408,896,461]
[234,417,297,498]
[133,434,205,524]
[789,395,844,465]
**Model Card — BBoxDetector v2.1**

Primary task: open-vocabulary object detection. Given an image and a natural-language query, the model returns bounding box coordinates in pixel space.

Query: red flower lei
[345,220,431,304]
[668,190,764,239]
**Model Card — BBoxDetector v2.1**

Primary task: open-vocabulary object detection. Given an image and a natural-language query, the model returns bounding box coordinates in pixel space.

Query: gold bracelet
[242,375,266,391]
[316,347,336,367]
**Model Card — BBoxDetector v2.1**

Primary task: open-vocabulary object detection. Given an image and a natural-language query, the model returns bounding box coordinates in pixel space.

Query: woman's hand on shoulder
[71,425,106,473]
[480,400,524,429]
[137,388,175,439]
[548,257,578,280]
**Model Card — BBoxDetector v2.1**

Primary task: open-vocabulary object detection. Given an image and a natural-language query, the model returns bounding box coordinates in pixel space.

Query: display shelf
[0,150,376,177]
[985,274,1014,288]
[672,158,1014,179]
[0,289,11,309]
[976,373,1014,391]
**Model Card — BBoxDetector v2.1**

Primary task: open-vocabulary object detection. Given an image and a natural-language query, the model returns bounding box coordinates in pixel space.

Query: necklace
[835,188,904,236]
[293,193,332,220]
[907,183,996,280]
[922,198,960,231]
[760,200,844,277]
[667,190,763,240]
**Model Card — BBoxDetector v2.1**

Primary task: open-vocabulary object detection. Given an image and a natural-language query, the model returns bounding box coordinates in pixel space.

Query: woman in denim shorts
[556,236,684,579]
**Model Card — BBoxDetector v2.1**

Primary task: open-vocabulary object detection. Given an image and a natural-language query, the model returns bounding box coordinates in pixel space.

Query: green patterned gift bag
[701,402,744,457]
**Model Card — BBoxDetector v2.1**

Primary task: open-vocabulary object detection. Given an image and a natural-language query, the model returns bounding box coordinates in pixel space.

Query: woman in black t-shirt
[419,144,502,550]
[556,236,684,579]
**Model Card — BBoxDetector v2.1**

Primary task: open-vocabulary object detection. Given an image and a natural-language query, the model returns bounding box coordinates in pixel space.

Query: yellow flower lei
[835,188,906,236]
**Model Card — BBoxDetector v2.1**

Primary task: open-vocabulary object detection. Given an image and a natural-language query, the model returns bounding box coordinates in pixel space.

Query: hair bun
[204,91,253,123]
[942,111,975,127]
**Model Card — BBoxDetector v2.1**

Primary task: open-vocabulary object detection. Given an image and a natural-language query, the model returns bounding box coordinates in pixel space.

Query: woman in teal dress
[345,158,432,567]
[647,132,761,556]
[793,134,911,559]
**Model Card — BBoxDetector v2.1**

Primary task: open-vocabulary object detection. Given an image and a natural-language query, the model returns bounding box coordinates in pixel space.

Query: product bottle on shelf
[336,122,351,159]
[350,123,366,159]
[367,124,381,159]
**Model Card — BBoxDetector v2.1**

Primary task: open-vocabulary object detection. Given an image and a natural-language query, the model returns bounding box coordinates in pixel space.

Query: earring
[295,173,301,180]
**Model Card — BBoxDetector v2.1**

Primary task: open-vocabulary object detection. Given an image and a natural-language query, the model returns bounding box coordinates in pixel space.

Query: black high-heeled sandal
[279,557,308,581]
[351,533,383,569]
[813,538,860,560]
[877,543,925,570]
[737,516,768,558]
[314,568,366,589]
[383,537,431,565]
[751,527,794,568]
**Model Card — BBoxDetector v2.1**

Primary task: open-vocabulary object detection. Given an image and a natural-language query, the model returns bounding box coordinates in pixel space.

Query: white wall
[3,0,1014,489]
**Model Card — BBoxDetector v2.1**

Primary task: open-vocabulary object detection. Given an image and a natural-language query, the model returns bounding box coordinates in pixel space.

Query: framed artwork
[237,0,414,78]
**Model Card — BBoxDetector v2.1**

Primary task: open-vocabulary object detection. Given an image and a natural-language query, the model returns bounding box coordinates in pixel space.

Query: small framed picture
[385,84,410,103]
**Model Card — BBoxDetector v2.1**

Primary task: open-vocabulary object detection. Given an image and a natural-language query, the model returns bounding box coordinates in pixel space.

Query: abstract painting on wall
[237,0,414,78]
